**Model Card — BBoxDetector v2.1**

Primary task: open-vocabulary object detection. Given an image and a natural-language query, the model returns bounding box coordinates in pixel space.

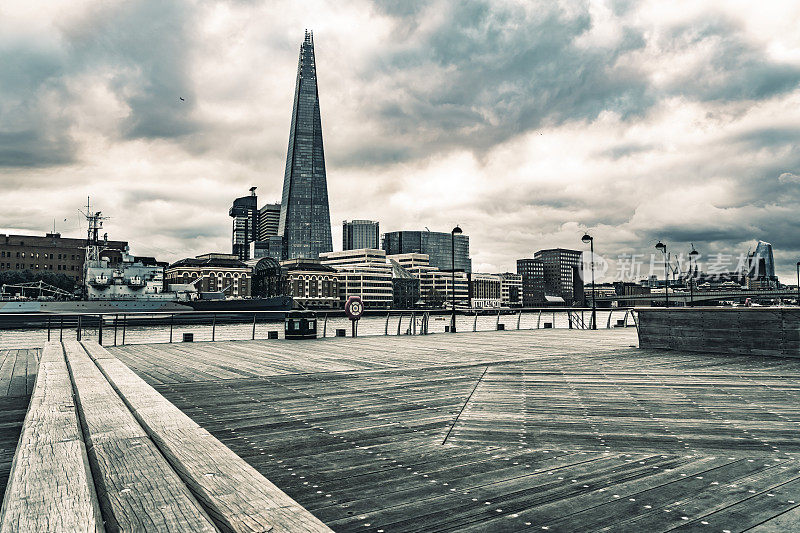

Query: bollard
[268,331,278,339]
[445,325,450,333]
[497,323,505,331]
[183,333,194,342]
[336,328,346,337]
[543,322,553,329]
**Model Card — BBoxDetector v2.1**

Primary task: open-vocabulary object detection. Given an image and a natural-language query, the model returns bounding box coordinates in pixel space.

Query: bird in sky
[179,97,185,101]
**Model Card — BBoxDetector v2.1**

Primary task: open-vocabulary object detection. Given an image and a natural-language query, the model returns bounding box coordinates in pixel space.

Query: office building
[499,273,523,307]
[534,248,585,306]
[0,232,127,281]
[517,258,544,307]
[257,203,281,241]
[243,257,286,298]
[229,189,258,261]
[343,220,379,251]
[281,259,339,308]
[388,259,420,309]
[249,236,285,262]
[166,253,251,297]
[320,249,393,309]
[382,230,471,273]
[471,273,503,309]
[278,31,333,259]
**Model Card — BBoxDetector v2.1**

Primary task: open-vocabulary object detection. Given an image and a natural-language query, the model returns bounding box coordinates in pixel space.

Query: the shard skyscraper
[278,30,333,260]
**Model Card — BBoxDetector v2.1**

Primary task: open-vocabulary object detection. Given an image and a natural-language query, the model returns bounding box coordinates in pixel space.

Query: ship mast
[80,197,108,299]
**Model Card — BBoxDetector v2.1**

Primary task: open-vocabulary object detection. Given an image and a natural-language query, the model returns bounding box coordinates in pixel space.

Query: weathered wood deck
[0,349,39,497]
[100,329,800,532]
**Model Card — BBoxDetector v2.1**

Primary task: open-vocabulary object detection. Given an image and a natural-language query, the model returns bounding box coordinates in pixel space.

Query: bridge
[595,288,798,304]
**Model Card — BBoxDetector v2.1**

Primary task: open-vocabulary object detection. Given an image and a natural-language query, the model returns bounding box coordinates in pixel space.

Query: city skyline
[2,2,800,280]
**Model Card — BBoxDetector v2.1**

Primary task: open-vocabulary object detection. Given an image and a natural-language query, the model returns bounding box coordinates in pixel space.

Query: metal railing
[0,307,637,349]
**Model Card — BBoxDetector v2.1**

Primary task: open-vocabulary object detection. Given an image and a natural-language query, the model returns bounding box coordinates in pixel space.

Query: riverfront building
[281,258,339,309]
[517,258,545,307]
[343,220,380,251]
[0,232,127,282]
[534,248,585,306]
[499,273,523,307]
[471,273,503,309]
[320,249,393,309]
[382,230,471,273]
[166,253,251,297]
[278,31,333,260]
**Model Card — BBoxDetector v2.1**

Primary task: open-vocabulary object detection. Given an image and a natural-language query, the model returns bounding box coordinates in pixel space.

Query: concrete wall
[636,308,800,357]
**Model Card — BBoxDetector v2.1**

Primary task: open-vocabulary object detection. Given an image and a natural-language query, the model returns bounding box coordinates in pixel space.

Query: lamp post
[655,241,668,307]
[689,246,699,307]
[796,261,800,305]
[451,226,462,333]
[581,234,597,330]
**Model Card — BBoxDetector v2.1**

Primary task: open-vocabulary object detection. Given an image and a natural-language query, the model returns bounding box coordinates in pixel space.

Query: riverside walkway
[4,328,800,531]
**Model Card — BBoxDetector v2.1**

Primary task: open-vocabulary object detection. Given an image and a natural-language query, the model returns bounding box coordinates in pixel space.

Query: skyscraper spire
[278,30,332,260]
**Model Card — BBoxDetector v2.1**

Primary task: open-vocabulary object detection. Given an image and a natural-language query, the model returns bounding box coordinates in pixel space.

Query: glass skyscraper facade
[343,220,380,250]
[382,230,471,273]
[229,192,258,261]
[278,31,333,260]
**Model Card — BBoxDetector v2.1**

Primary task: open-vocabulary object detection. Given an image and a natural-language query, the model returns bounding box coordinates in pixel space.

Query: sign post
[344,295,364,337]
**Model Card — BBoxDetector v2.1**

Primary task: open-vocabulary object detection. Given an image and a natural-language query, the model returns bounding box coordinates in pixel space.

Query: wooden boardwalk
[104,329,800,532]
[0,349,39,498]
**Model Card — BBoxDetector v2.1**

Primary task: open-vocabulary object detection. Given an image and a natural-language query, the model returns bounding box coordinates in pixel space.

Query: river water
[0,309,637,349]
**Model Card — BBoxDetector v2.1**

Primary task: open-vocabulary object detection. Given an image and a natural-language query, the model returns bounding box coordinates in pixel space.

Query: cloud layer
[1,0,800,280]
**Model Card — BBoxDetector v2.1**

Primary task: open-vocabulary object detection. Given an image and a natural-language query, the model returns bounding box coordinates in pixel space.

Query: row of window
[0,263,77,271]
[0,251,78,260]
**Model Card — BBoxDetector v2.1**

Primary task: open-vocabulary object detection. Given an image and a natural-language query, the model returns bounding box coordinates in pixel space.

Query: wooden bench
[81,341,332,533]
[61,341,218,532]
[0,342,103,532]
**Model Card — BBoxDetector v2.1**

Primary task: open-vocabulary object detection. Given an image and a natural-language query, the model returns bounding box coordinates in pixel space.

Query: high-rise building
[382,230,471,273]
[229,188,258,261]
[517,258,544,307]
[278,31,333,260]
[343,220,379,251]
[258,203,281,241]
[748,240,776,281]
[471,273,503,309]
[534,248,585,306]
[499,273,523,307]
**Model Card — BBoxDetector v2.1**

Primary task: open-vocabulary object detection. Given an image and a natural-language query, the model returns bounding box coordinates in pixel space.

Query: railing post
[536,310,541,329]
[473,311,478,332]
[517,311,521,330]
[423,312,429,335]
[397,313,403,336]
[121,315,126,346]
[47,316,51,342]
[496,309,500,329]
[568,310,573,329]
[252,312,257,340]
[97,314,102,345]
[212,313,217,341]
[169,314,174,343]
[384,312,390,335]
[77,315,81,341]
[606,311,613,329]
[323,313,328,338]
[412,312,416,335]
[114,314,118,346]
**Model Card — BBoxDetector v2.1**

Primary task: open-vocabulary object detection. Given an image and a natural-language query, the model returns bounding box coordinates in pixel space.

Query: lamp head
[581,233,593,244]
[655,241,666,252]
[451,226,462,235]
[689,249,699,257]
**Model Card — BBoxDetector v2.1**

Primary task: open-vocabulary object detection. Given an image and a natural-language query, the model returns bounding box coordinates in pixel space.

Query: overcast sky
[2,0,800,281]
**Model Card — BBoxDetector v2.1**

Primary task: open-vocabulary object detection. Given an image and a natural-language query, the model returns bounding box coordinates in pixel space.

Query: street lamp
[796,261,800,306]
[581,233,597,330]
[655,241,668,307]
[451,225,462,333]
[689,246,699,307]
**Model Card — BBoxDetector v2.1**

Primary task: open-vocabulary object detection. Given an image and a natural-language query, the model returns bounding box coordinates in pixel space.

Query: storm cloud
[1,0,800,280]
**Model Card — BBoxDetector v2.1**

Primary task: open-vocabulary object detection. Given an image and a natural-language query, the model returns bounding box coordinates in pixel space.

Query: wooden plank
[0,342,103,532]
[62,341,218,532]
[81,340,332,533]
